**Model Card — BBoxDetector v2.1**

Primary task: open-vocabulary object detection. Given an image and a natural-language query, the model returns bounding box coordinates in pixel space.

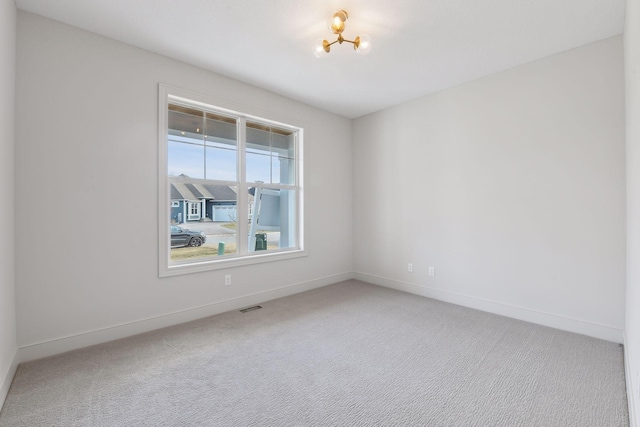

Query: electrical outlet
[428,266,435,277]
[224,275,231,286]
[408,263,413,273]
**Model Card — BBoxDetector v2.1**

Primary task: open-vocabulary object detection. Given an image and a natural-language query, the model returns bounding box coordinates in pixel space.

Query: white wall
[353,36,626,342]
[14,12,353,359]
[626,0,640,423]
[0,0,17,409]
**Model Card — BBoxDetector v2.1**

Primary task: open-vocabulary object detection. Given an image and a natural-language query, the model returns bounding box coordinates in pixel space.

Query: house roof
[169,175,239,202]
[170,182,237,202]
[171,182,204,202]
[202,184,237,201]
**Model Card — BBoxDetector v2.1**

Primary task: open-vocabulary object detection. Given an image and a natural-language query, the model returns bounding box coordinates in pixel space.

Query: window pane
[206,146,237,181]
[245,122,295,184]
[205,113,237,146]
[204,113,237,158]
[169,106,204,140]
[248,188,296,252]
[271,132,295,158]
[170,183,239,262]
[169,108,238,181]
[246,125,271,154]
[246,152,271,183]
[272,156,295,185]
[272,131,295,184]
[246,123,271,183]
[168,106,207,179]
[168,140,204,179]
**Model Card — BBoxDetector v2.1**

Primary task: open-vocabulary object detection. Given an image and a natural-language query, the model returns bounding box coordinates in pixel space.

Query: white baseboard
[16,270,621,362]
[625,332,637,427]
[0,347,19,413]
[19,272,354,363]
[355,272,624,343]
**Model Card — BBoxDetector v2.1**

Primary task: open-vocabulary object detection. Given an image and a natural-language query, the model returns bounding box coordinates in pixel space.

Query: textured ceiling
[15,0,625,118]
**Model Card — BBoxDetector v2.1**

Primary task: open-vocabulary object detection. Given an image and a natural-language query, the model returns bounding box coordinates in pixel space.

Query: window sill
[159,248,308,277]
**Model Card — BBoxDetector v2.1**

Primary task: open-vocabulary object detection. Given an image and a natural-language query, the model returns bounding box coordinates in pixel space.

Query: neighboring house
[170,175,242,223]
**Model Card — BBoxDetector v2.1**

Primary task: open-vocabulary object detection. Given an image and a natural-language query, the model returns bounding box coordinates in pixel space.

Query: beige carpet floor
[0,280,629,426]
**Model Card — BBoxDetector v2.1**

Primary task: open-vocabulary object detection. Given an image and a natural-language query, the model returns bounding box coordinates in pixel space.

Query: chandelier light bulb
[313,39,327,58]
[355,34,372,55]
[329,10,348,34]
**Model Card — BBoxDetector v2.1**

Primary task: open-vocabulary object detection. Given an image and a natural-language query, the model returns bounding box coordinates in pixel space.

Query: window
[187,202,201,221]
[159,85,305,276]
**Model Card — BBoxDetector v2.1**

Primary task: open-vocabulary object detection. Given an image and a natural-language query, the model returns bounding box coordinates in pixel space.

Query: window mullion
[295,131,302,250]
[237,117,247,255]
[202,114,207,180]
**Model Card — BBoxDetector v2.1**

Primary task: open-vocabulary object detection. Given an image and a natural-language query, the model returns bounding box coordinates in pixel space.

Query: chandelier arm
[315,10,371,55]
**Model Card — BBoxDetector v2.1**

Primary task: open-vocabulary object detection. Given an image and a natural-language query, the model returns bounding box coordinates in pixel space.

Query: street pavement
[176,221,280,248]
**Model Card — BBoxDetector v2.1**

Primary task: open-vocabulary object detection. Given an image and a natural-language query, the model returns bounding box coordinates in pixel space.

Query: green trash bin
[255,233,267,251]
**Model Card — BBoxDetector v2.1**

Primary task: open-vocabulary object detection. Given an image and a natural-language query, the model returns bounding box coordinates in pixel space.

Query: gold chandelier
[314,10,371,57]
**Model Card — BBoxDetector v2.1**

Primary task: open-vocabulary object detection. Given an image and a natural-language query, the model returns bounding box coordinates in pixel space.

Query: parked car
[171,225,206,248]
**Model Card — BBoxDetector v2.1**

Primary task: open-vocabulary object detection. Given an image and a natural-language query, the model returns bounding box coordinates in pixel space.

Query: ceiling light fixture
[314,10,371,57]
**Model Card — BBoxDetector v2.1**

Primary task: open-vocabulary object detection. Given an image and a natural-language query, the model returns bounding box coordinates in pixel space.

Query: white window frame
[187,202,201,221]
[158,84,306,277]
